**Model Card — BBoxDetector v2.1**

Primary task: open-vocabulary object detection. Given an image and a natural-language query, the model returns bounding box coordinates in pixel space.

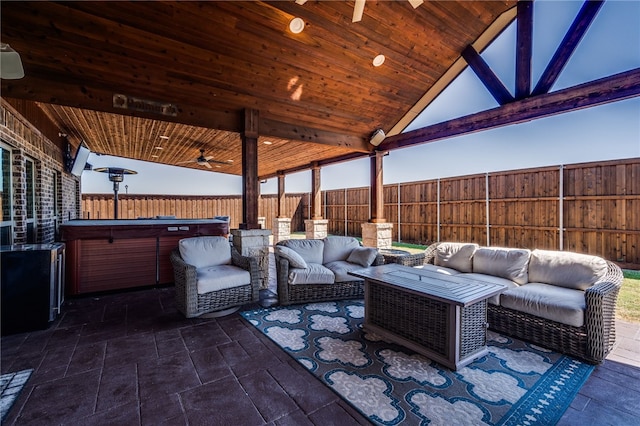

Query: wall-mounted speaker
[369,129,386,146]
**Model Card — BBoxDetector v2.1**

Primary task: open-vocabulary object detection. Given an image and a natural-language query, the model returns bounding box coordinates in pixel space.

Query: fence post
[397,182,401,243]
[344,188,347,236]
[559,165,564,251]
[486,172,490,246]
[437,178,441,242]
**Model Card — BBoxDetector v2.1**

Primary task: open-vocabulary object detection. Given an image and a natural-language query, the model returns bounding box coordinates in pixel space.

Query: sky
[82,0,640,196]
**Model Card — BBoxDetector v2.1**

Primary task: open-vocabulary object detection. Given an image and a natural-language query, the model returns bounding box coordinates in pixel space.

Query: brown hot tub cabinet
[60,219,229,295]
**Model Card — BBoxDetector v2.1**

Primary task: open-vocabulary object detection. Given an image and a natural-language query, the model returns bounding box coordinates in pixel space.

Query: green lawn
[619,270,640,323]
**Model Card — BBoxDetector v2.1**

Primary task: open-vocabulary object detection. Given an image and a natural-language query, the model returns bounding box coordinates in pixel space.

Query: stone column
[361,222,393,248]
[231,228,272,289]
[305,219,328,239]
[272,217,291,244]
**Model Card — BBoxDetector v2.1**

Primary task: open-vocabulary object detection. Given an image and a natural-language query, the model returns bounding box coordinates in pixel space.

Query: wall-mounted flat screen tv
[70,145,91,177]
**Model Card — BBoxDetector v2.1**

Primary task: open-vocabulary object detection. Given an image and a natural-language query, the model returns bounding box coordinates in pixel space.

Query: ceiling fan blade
[203,162,212,169]
[207,159,232,165]
[408,0,424,9]
[353,0,365,22]
[294,0,307,4]
[204,156,214,161]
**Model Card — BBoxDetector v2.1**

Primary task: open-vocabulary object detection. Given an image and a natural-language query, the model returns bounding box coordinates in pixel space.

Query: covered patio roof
[2,1,638,183]
[1,0,521,179]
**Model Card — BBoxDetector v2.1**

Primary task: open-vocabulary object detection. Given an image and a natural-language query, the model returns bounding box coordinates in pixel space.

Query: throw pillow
[347,246,378,267]
[179,236,231,268]
[275,245,308,269]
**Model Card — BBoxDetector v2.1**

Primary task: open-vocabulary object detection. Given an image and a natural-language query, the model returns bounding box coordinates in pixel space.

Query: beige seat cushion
[323,236,361,263]
[288,263,335,285]
[414,264,461,276]
[528,249,608,290]
[500,283,586,327]
[179,236,231,268]
[434,242,479,273]
[279,239,325,264]
[325,260,363,282]
[472,247,531,285]
[196,265,250,294]
[461,273,518,305]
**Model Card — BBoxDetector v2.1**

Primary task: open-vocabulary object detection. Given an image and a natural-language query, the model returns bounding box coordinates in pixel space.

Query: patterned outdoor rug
[241,300,594,425]
[1,369,32,422]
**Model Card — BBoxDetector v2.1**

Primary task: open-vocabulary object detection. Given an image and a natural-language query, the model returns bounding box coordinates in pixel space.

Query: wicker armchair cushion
[347,247,378,267]
[434,242,479,272]
[179,236,231,268]
[414,263,461,275]
[289,263,335,285]
[325,260,364,282]
[275,245,308,269]
[499,283,586,327]
[323,236,361,263]
[472,247,531,285]
[528,249,608,290]
[280,239,325,264]
[196,265,251,293]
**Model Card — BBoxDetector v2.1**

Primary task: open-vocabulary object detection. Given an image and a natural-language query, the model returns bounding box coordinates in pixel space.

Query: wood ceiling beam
[1,76,365,150]
[515,1,533,99]
[462,45,514,105]
[378,68,640,150]
[533,0,604,96]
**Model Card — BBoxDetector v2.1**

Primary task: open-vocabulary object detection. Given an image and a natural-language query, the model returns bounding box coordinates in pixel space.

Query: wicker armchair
[397,242,623,364]
[170,238,260,318]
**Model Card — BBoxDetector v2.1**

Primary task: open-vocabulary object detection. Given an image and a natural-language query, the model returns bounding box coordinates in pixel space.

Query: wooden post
[369,151,386,223]
[311,162,322,220]
[240,108,260,229]
[277,171,286,218]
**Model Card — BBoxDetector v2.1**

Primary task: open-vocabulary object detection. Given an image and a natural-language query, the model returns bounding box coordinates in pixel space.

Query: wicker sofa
[394,242,624,364]
[275,236,384,305]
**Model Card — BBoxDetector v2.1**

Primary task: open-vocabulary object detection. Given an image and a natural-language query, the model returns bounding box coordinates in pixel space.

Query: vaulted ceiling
[2,1,518,178]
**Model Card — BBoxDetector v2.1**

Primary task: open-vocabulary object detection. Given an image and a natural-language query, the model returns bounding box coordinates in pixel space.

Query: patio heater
[93,167,137,219]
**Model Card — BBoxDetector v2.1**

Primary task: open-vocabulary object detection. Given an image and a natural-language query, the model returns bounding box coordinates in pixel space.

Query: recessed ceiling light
[159,135,169,140]
[263,141,273,145]
[151,154,159,158]
[373,54,385,67]
[154,146,163,150]
[289,17,305,34]
[228,159,234,162]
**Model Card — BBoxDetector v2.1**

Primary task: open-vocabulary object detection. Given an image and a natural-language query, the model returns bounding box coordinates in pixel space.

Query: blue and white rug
[1,369,32,422]
[241,300,594,425]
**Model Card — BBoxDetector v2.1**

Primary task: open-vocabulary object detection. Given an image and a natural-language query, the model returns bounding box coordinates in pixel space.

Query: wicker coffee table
[349,263,506,370]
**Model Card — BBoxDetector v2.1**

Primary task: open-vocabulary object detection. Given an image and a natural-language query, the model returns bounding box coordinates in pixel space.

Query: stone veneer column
[361,222,393,248]
[304,219,328,239]
[231,228,272,289]
[272,217,291,244]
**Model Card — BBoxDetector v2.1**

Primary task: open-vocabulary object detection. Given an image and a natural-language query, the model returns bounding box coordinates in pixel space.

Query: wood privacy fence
[83,158,639,269]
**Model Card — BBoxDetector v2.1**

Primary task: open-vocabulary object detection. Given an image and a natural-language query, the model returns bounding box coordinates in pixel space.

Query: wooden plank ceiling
[1,1,515,179]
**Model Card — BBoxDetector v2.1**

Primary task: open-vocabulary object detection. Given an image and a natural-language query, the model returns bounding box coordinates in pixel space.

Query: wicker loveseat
[394,242,624,364]
[275,236,384,305]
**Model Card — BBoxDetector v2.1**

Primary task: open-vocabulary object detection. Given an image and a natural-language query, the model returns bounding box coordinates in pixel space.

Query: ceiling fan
[178,149,232,169]
[294,0,423,23]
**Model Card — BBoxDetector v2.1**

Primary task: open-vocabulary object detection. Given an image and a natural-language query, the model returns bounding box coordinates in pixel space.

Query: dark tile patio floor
[2,254,639,425]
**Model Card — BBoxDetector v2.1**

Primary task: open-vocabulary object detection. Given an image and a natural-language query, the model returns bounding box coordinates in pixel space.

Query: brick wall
[0,99,81,244]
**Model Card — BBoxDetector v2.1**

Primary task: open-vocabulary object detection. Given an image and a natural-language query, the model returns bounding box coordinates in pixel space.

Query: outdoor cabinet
[1,243,65,336]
